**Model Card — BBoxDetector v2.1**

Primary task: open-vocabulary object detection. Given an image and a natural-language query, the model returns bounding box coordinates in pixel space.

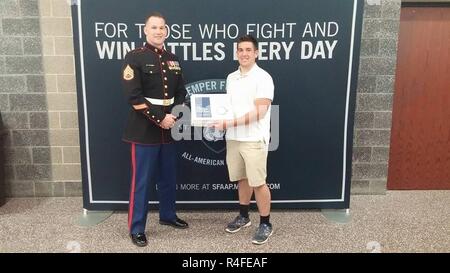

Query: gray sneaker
[225,215,251,233]
[252,223,273,245]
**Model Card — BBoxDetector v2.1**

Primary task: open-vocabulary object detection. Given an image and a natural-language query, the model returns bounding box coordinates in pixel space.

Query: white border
[78,0,359,204]
[77,1,94,203]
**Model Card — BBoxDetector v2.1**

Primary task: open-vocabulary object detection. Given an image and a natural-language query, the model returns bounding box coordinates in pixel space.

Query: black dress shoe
[130,233,148,247]
[159,217,189,229]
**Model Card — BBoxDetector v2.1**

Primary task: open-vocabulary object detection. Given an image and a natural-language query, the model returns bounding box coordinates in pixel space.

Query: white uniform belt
[145,97,174,106]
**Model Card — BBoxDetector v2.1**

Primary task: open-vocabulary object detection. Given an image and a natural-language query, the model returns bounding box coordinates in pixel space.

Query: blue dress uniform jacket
[122,43,187,144]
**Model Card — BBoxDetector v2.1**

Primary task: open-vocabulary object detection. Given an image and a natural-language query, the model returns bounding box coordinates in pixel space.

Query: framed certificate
[190,94,233,126]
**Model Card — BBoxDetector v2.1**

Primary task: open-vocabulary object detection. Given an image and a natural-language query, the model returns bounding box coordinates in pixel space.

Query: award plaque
[190,94,233,126]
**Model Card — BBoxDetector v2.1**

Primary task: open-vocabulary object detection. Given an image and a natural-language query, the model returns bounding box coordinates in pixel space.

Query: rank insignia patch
[123,65,134,80]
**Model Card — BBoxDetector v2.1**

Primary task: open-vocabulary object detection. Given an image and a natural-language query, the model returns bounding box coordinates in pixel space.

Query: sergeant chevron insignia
[123,65,134,80]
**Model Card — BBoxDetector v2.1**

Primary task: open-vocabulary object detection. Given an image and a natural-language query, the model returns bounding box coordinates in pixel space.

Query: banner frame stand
[321,209,352,224]
[75,209,114,227]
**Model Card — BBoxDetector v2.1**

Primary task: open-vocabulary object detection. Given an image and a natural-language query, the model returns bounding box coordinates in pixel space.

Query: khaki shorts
[226,140,268,187]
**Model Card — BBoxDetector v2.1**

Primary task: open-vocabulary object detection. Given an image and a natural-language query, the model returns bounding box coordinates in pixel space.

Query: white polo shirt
[225,63,274,144]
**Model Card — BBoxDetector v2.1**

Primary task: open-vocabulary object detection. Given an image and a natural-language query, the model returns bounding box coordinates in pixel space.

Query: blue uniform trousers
[128,143,177,234]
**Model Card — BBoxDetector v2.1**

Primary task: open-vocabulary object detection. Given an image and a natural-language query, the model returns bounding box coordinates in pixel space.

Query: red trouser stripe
[128,143,137,231]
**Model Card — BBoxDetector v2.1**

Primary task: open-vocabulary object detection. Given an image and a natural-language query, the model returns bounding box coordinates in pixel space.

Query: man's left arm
[171,60,187,120]
[174,59,187,106]
[214,98,272,130]
[214,72,274,130]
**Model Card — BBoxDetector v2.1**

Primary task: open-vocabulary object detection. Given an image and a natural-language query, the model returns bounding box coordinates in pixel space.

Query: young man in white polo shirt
[212,35,274,245]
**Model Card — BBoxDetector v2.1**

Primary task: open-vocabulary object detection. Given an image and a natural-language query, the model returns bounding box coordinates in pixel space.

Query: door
[388,6,450,189]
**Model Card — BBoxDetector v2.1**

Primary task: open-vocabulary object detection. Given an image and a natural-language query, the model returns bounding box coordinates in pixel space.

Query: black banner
[72,0,364,210]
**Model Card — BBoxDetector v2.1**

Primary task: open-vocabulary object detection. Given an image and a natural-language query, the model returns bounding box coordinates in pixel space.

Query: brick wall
[352,0,401,194]
[0,0,81,197]
[0,0,401,197]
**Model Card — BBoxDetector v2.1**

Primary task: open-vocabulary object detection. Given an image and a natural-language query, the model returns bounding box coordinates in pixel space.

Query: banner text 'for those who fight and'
[94,22,340,61]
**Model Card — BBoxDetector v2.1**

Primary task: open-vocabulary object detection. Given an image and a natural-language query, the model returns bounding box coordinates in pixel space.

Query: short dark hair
[237,35,258,49]
[145,12,166,24]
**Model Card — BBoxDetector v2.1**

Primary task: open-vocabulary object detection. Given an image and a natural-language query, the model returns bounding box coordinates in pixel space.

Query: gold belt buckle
[162,99,171,106]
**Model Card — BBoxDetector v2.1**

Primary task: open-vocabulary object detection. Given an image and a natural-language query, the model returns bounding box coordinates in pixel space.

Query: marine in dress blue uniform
[122,13,188,247]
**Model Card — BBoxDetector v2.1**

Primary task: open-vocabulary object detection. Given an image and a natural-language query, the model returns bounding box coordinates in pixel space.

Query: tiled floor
[0,190,448,253]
